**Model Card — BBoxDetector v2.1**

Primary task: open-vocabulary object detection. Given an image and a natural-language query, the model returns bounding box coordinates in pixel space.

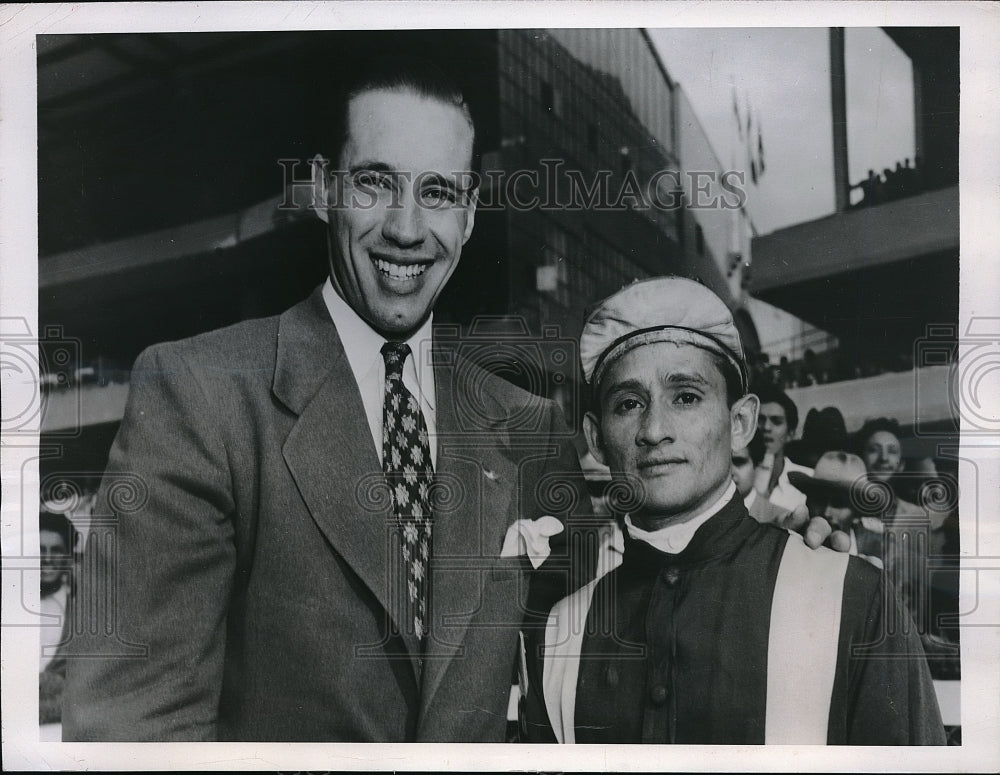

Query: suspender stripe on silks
[540,530,849,744]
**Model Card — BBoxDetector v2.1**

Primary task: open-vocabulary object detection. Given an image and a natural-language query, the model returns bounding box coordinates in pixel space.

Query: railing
[759,329,839,364]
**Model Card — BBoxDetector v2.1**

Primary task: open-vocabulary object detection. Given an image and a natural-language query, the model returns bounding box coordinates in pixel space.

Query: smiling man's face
[319,87,476,338]
[584,342,757,528]
[862,429,904,482]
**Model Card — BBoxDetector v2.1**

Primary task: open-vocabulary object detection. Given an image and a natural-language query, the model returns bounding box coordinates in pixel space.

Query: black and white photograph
[1,2,998,771]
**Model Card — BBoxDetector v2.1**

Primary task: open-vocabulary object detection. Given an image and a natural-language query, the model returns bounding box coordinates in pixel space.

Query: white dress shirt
[322,279,437,467]
[625,481,737,554]
[754,452,812,512]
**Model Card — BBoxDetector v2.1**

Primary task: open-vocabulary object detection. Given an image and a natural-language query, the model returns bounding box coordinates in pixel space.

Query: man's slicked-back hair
[754,385,799,432]
[323,55,478,170]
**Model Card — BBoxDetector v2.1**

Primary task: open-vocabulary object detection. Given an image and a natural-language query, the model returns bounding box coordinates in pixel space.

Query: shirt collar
[322,278,435,409]
[625,481,737,555]
[743,488,758,509]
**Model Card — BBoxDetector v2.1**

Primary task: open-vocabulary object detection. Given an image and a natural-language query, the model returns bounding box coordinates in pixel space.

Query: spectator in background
[749,351,774,390]
[902,157,917,196]
[896,457,960,607]
[896,456,953,535]
[893,161,906,195]
[39,512,76,666]
[785,406,848,470]
[903,455,962,677]
[852,169,877,207]
[773,355,791,390]
[855,418,930,552]
[851,158,927,209]
[854,418,957,673]
[882,166,899,200]
[913,154,925,191]
[39,510,78,725]
[797,348,827,387]
[851,168,885,208]
[787,452,887,566]
[857,417,907,487]
[753,386,812,514]
[732,430,789,525]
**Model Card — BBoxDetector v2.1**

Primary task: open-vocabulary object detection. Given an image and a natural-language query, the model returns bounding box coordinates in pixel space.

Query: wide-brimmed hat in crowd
[784,406,848,468]
[787,450,869,502]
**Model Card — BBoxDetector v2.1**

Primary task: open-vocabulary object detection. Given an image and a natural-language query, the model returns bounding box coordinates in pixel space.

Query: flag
[732,87,743,141]
[757,126,765,175]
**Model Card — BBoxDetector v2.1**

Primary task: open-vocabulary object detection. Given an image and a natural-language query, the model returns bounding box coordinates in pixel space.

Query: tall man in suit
[63,59,588,742]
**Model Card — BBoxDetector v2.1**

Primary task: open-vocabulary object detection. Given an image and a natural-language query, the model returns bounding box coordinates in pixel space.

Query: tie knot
[381,341,411,379]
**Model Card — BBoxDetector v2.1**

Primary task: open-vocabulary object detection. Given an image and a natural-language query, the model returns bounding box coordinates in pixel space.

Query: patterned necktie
[381,341,434,643]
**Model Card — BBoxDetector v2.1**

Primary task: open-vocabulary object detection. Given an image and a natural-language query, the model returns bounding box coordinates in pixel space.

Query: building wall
[675,87,753,302]
[545,28,675,153]
[38,29,752,447]
[495,28,696,346]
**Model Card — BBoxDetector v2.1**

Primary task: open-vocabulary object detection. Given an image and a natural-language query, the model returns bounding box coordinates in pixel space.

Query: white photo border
[2,1,998,771]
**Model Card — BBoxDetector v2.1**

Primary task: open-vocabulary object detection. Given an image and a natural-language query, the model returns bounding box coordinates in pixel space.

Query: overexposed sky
[651,27,914,235]
[844,27,916,185]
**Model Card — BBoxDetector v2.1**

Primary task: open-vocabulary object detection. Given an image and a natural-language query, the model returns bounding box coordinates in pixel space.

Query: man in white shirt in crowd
[753,386,812,513]
[732,431,789,525]
[39,510,77,724]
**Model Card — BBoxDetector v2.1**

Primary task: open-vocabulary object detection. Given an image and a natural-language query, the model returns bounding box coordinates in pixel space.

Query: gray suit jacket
[63,286,589,741]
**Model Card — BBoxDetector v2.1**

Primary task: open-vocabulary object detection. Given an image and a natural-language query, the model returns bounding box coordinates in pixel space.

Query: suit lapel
[276,289,408,649]
[275,300,522,721]
[418,342,518,722]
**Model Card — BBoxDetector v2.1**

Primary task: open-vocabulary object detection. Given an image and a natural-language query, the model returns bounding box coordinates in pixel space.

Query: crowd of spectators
[583,381,961,741]
[748,346,924,391]
[732,389,961,690]
[850,156,930,209]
